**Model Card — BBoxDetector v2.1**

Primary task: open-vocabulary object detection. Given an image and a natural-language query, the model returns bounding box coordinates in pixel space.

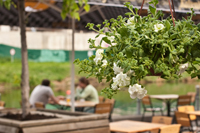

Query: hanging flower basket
[75,0,200,99]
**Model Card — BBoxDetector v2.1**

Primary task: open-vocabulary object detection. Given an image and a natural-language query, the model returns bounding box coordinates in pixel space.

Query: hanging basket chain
[168,0,175,26]
[171,0,176,19]
[138,0,176,26]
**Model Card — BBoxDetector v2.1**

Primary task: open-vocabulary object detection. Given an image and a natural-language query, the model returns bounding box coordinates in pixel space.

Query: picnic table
[59,100,96,108]
[110,120,166,133]
[150,94,179,116]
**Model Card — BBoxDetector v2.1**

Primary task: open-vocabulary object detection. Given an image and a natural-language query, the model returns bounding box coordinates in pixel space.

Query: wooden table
[110,120,166,133]
[150,94,179,116]
[59,100,96,108]
[187,111,200,116]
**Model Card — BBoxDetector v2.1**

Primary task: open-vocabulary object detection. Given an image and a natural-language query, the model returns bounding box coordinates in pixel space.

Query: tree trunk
[18,0,30,118]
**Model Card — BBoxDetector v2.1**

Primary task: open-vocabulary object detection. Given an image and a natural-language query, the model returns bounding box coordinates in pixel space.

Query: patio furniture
[187,92,196,105]
[178,106,197,122]
[104,98,115,121]
[152,116,173,125]
[59,100,96,108]
[35,102,45,109]
[142,95,164,121]
[94,103,112,114]
[99,96,105,103]
[177,95,192,107]
[150,94,179,116]
[158,124,181,133]
[151,116,173,133]
[175,111,195,132]
[109,120,166,133]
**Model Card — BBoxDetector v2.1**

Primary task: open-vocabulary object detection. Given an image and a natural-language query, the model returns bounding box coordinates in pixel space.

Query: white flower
[127,16,135,25]
[127,70,134,76]
[113,72,130,87]
[111,82,119,90]
[113,63,134,76]
[102,59,108,67]
[94,49,104,64]
[154,24,165,32]
[128,84,147,99]
[113,63,123,74]
[177,63,189,75]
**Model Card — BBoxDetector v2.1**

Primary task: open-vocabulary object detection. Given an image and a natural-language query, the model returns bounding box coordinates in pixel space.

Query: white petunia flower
[113,63,134,76]
[177,63,189,75]
[128,84,147,99]
[102,59,108,67]
[113,63,123,74]
[111,82,119,90]
[154,24,165,32]
[127,16,135,25]
[94,49,104,64]
[113,72,130,87]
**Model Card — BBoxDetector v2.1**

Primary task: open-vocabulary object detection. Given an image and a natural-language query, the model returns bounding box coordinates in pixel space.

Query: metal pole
[11,55,14,63]
[196,85,199,110]
[137,98,141,115]
[70,18,75,112]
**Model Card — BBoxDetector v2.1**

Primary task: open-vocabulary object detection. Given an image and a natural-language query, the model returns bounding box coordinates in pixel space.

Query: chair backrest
[94,103,112,114]
[187,92,196,104]
[152,116,173,125]
[178,105,196,120]
[159,124,181,133]
[142,95,152,106]
[0,101,5,107]
[99,96,105,103]
[177,95,191,106]
[104,99,115,108]
[175,111,191,127]
[35,102,45,109]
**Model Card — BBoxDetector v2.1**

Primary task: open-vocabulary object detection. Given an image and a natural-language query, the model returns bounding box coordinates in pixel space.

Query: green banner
[0,44,95,62]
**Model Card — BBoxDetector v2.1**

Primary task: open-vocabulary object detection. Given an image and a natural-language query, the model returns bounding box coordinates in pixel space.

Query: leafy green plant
[75,0,200,99]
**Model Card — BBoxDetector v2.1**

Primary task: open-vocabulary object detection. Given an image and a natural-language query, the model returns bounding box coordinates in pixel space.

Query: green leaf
[149,6,156,16]
[102,37,111,45]
[165,20,171,30]
[84,4,90,12]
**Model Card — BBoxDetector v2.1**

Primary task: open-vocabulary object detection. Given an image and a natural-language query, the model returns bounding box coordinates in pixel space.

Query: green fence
[0,44,95,62]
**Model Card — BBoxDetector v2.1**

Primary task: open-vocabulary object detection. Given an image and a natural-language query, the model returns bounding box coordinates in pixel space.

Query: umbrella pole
[70,18,75,112]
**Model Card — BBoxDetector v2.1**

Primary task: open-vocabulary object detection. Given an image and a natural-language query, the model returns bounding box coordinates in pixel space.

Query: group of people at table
[29,77,199,132]
[29,77,99,112]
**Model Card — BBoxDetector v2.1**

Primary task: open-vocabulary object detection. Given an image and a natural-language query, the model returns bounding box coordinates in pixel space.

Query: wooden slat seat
[159,124,181,133]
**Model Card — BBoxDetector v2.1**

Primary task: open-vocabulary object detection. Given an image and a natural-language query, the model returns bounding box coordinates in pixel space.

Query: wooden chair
[178,106,197,121]
[175,111,194,132]
[152,116,173,125]
[187,92,196,105]
[35,102,45,109]
[94,103,112,115]
[0,101,5,107]
[151,116,173,133]
[177,95,192,107]
[142,95,163,121]
[104,99,115,122]
[99,96,105,103]
[158,124,181,133]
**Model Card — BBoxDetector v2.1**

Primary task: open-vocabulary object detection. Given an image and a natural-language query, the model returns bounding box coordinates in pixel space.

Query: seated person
[75,77,99,112]
[29,79,59,107]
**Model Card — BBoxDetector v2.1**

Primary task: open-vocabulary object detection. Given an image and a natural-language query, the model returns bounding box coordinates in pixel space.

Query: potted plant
[75,0,200,99]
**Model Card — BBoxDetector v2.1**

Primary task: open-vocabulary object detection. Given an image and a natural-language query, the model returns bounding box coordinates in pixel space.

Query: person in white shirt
[29,79,59,107]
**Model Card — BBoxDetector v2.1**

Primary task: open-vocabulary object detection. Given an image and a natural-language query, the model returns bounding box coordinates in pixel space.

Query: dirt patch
[1,113,58,121]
